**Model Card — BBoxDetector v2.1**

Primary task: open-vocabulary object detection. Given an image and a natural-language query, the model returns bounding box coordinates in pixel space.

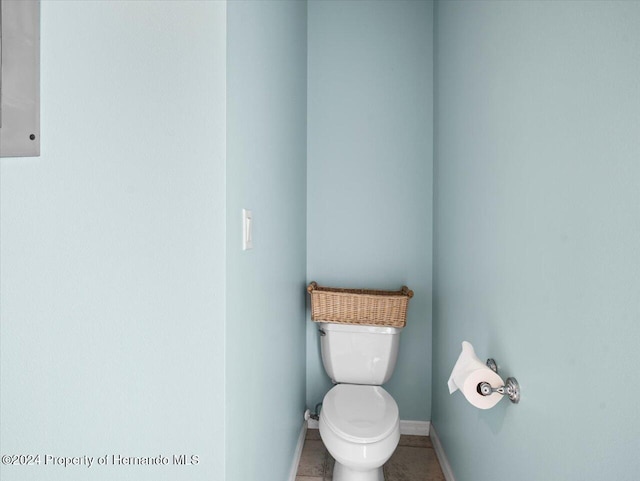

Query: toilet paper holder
[477,359,520,404]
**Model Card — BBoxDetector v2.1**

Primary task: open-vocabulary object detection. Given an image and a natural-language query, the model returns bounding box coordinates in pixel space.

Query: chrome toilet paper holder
[477,358,520,404]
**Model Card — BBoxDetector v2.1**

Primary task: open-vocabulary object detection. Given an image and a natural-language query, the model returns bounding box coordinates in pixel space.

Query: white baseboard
[429,424,455,481]
[399,420,430,436]
[287,420,308,481]
[306,419,430,436]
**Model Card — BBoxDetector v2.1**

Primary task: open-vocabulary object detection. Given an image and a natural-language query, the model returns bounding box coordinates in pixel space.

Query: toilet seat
[321,384,399,444]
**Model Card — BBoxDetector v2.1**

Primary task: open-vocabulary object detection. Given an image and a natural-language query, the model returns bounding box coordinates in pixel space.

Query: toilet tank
[318,322,403,385]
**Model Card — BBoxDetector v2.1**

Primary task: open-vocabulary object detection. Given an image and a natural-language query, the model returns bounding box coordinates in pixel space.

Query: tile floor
[295,428,445,481]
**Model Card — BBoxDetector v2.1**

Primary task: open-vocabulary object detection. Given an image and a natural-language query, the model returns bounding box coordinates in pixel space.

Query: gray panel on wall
[0,0,40,157]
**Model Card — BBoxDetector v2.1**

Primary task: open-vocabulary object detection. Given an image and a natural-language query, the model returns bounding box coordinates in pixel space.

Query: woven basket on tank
[307,281,413,328]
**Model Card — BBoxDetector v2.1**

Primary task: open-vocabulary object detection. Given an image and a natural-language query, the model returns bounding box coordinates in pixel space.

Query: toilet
[317,322,403,481]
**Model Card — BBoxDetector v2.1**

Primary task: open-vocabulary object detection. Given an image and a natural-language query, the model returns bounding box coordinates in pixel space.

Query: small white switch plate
[242,209,253,250]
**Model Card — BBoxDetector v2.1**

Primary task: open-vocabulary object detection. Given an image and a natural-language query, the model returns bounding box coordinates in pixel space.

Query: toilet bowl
[319,384,400,481]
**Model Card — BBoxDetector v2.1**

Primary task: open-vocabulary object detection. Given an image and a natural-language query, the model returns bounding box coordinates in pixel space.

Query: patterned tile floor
[295,429,445,481]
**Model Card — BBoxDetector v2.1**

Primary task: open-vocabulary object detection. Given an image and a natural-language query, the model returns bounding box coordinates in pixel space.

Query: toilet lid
[321,384,399,444]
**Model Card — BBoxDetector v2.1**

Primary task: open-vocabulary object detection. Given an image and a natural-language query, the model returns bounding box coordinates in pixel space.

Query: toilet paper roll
[448,341,504,410]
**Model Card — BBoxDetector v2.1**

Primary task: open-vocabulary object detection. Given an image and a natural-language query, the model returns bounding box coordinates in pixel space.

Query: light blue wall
[0,2,227,480]
[307,0,433,421]
[433,1,640,480]
[225,1,307,480]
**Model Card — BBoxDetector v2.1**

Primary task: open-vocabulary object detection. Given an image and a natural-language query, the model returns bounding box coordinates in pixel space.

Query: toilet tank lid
[321,384,399,444]
[318,322,402,335]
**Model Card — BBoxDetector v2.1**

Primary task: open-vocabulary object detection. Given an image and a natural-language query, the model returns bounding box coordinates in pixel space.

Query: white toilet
[317,322,403,481]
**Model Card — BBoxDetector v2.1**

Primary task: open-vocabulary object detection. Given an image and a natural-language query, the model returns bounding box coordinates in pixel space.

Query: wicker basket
[307,282,413,328]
